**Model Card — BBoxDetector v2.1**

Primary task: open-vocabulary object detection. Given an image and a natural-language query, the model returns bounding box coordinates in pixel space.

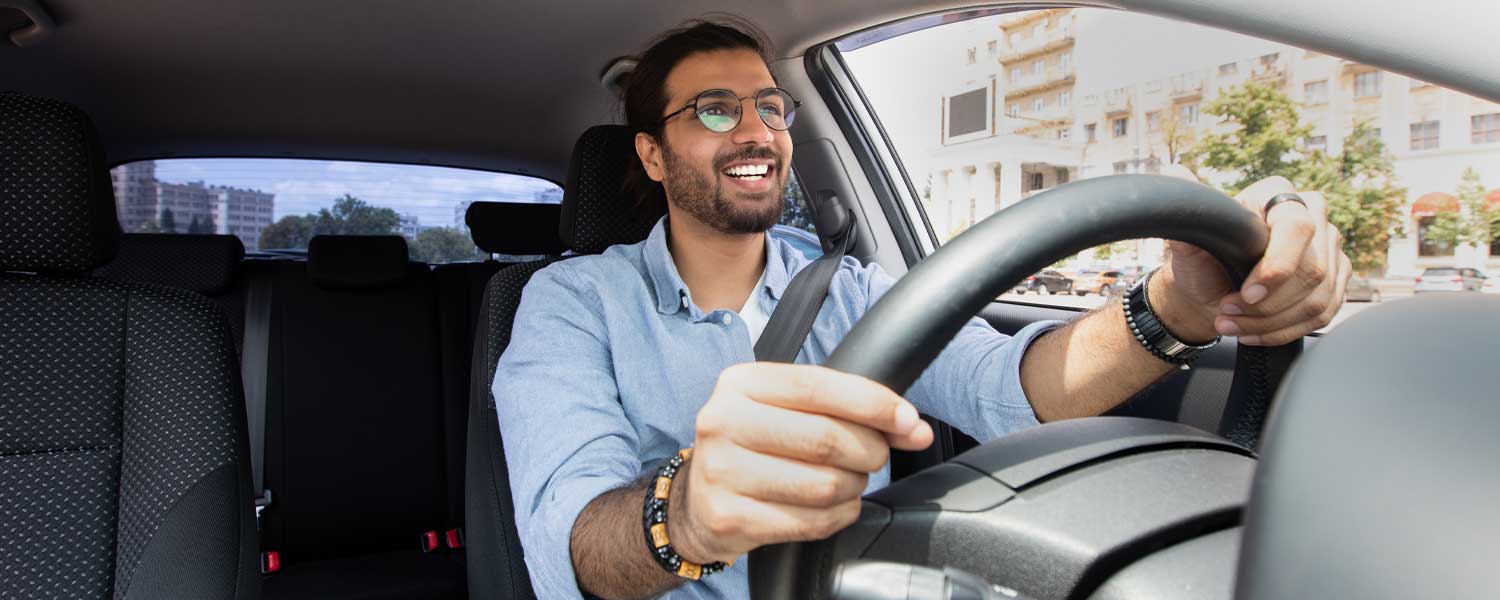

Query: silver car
[1414,267,1486,293]
[1346,276,1381,302]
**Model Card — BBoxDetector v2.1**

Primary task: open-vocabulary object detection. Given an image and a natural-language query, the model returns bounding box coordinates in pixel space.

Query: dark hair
[621,16,775,216]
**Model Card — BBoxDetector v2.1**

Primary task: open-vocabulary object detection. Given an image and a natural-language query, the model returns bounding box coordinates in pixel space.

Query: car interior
[3,0,1497,599]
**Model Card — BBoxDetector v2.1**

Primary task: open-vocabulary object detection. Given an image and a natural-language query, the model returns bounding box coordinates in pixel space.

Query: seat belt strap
[241,272,274,521]
[753,214,855,363]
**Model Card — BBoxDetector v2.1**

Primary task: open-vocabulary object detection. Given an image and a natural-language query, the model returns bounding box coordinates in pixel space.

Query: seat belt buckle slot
[420,530,440,553]
[260,551,281,575]
[444,528,464,550]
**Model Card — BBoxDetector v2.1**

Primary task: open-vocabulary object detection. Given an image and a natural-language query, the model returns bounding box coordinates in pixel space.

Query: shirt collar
[643,217,792,315]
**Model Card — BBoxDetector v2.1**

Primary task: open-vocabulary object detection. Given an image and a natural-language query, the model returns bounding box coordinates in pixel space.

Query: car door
[782,5,1500,455]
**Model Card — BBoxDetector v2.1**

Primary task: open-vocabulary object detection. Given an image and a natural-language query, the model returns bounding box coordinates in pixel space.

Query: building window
[1033,98,1044,112]
[1418,217,1453,257]
[1032,59,1044,75]
[1030,172,1046,191]
[1304,80,1328,105]
[1057,91,1071,109]
[946,87,990,138]
[1008,104,1020,118]
[1304,135,1328,152]
[1147,111,1160,132]
[1059,51,1071,69]
[1218,62,1238,76]
[1472,113,1500,144]
[1113,117,1128,138]
[1085,123,1097,142]
[1410,121,1440,151]
[1057,127,1071,141]
[1178,103,1199,126]
[987,40,998,56]
[1354,71,1382,98]
[1056,168,1070,185]
[1009,67,1022,83]
[966,47,976,65]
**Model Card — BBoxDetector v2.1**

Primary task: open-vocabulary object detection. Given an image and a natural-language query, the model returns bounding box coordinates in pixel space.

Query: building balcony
[1250,64,1287,85]
[1103,93,1132,116]
[1005,69,1076,97]
[999,30,1075,64]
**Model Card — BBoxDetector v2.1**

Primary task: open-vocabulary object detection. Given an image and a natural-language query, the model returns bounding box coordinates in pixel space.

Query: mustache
[714,146,781,170]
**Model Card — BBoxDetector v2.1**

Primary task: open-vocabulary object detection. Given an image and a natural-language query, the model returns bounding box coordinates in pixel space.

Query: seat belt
[753,212,855,363]
[241,272,274,524]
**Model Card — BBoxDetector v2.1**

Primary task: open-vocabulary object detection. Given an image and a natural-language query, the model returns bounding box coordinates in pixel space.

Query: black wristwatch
[1122,268,1220,368]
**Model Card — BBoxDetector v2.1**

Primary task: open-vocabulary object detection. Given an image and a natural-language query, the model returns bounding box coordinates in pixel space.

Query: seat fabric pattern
[0,275,253,600]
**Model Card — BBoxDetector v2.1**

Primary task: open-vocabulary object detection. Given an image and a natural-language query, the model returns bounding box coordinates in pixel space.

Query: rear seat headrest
[0,92,121,274]
[308,235,410,290]
[95,234,245,295]
[558,124,665,254]
[465,201,567,255]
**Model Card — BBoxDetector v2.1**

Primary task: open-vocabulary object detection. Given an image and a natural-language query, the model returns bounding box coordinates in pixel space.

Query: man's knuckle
[805,476,842,506]
[806,429,841,464]
[1301,299,1327,320]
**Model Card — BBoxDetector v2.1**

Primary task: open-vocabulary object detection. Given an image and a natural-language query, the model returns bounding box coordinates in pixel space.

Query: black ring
[1263,193,1307,219]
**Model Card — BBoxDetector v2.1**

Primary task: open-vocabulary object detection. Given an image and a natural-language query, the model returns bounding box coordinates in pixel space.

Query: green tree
[1424,167,1498,249]
[780,178,817,233]
[258,215,315,250]
[1189,83,1406,273]
[312,194,401,236]
[160,208,178,233]
[409,227,486,263]
[187,215,215,234]
[1195,81,1313,194]
[1296,122,1407,272]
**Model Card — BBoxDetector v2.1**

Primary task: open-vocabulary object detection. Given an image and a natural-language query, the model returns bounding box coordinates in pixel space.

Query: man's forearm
[571,483,682,600]
[1020,270,1218,422]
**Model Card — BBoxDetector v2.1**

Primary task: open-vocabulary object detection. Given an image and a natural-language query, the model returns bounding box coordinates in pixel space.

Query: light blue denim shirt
[493,218,1061,599]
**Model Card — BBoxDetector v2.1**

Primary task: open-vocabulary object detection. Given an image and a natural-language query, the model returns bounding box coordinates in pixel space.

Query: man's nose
[729,99,774,145]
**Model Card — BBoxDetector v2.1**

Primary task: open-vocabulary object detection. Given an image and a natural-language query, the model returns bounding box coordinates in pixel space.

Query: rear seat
[96,205,566,600]
[258,235,464,600]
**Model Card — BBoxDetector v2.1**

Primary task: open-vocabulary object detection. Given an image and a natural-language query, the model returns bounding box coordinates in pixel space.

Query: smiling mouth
[722,164,772,181]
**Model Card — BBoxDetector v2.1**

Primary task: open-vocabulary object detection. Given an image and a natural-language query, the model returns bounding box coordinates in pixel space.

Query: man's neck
[665,213,766,314]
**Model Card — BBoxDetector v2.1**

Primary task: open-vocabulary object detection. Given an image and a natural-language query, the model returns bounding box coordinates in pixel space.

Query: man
[494,18,1350,600]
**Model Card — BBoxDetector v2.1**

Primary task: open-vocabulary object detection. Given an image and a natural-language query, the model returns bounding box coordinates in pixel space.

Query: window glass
[109,159,560,262]
[839,7,1500,332]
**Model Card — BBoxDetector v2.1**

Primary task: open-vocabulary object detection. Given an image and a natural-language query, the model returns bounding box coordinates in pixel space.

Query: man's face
[639,49,794,235]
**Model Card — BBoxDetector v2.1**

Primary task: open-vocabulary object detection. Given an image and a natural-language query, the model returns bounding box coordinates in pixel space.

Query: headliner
[4,0,1497,183]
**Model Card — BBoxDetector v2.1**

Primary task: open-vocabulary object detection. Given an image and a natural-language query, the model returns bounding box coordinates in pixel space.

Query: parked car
[1484,276,1500,295]
[1414,267,1486,293]
[1346,276,1381,302]
[1075,269,1126,297]
[1013,269,1073,295]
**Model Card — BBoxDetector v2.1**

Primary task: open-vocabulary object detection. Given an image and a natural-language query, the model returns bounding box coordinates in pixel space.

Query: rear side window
[109,159,562,263]
[1422,268,1458,276]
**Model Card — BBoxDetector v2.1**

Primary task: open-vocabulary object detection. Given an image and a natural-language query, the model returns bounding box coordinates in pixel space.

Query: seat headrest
[558,125,665,254]
[94,234,245,295]
[465,201,567,256]
[0,92,121,274]
[1238,294,1500,599]
[307,235,409,289]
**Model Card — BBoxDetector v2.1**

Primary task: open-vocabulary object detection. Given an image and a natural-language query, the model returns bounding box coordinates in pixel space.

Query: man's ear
[635,131,665,183]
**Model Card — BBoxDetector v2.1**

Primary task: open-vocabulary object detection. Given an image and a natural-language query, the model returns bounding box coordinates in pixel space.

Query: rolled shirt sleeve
[493,266,643,599]
[856,260,1066,442]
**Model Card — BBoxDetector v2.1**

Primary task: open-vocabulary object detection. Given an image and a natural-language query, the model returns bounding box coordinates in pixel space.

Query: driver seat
[0,92,259,598]
[464,125,661,597]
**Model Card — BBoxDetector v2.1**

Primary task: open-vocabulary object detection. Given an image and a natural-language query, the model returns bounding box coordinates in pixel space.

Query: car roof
[5,0,1495,184]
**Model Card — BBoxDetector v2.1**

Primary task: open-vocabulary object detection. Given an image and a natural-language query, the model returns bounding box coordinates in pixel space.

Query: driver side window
[838,7,1500,332]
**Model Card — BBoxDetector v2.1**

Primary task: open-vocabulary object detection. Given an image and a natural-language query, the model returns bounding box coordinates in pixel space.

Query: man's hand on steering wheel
[1152,166,1353,347]
[668,363,934,565]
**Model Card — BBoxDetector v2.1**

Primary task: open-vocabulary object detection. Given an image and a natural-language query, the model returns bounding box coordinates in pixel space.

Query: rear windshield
[1422,268,1459,276]
[109,159,562,263]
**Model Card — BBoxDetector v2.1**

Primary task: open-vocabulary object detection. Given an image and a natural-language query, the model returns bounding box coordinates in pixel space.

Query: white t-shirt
[736,269,771,347]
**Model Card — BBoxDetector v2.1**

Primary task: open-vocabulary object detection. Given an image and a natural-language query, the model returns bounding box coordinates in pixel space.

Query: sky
[153,158,561,228]
[841,9,1288,182]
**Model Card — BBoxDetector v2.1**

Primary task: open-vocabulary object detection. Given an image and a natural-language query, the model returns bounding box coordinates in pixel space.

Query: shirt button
[722,314,733,325]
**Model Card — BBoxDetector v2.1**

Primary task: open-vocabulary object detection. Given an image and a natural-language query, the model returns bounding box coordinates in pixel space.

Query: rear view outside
[109,159,563,262]
[842,7,1500,330]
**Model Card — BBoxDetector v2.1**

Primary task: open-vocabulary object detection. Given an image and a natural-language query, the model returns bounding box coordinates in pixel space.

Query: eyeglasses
[658,88,801,133]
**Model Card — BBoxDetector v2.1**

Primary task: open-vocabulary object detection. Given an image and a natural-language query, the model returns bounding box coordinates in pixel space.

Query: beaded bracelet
[641,447,729,580]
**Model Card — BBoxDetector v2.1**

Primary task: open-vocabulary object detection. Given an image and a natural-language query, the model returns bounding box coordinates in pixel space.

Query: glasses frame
[657,87,802,133]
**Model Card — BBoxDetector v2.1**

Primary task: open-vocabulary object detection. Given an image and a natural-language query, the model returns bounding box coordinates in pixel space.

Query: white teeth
[724,164,770,177]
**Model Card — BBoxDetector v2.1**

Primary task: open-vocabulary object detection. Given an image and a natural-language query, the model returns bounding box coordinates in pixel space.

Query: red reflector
[260,551,281,574]
[445,528,465,549]
[1452,278,1464,283]
[420,531,440,553]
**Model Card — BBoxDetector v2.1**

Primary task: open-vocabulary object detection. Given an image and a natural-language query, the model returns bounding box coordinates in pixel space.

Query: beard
[660,141,786,235]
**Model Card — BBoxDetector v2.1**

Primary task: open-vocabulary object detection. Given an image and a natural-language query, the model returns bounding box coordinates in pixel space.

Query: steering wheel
[749,174,1298,600]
